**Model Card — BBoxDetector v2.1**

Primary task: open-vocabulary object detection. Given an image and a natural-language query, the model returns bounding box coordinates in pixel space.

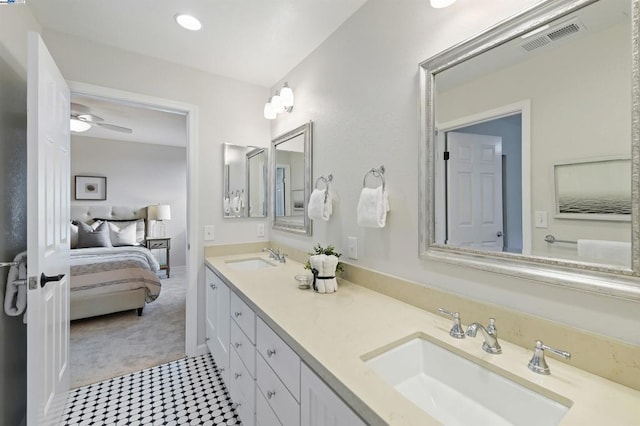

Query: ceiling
[29,1,367,146]
[28,0,368,87]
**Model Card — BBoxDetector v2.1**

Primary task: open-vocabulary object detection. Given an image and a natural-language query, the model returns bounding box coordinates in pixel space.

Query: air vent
[520,18,586,52]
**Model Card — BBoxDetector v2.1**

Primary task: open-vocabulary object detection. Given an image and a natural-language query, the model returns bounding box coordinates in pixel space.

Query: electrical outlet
[534,211,548,228]
[347,236,358,260]
[257,223,265,237]
[204,225,215,241]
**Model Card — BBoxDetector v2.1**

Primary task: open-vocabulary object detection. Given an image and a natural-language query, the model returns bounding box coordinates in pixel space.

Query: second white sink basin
[364,336,570,426]
[225,257,276,270]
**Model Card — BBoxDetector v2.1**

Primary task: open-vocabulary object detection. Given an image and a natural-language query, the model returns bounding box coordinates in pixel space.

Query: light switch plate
[534,211,548,228]
[257,223,265,237]
[347,236,358,260]
[204,225,215,241]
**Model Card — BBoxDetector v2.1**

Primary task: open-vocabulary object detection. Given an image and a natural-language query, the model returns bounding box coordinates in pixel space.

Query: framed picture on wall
[75,175,107,200]
[554,157,631,221]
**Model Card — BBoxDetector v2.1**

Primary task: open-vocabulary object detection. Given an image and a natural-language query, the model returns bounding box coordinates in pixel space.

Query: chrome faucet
[437,308,465,339]
[262,247,287,263]
[466,318,502,354]
[528,340,571,375]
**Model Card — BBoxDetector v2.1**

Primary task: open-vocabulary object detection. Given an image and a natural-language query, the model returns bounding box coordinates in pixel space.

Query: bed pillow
[108,221,138,246]
[70,222,79,249]
[94,218,145,244]
[77,221,112,248]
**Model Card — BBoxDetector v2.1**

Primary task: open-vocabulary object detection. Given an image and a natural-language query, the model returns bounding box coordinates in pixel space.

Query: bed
[70,205,162,321]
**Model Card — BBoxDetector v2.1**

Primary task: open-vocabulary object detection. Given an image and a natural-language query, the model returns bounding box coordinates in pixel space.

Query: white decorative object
[147,204,171,237]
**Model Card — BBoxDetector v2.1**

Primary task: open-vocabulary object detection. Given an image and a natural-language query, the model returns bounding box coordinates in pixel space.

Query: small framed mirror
[419,0,640,299]
[271,121,313,235]
[223,143,267,218]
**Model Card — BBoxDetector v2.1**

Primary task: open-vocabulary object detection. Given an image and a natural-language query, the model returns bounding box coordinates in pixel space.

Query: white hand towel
[4,251,27,317]
[309,254,326,293]
[357,185,390,228]
[322,255,339,293]
[307,189,333,221]
[230,196,239,213]
[223,197,230,214]
[577,239,631,268]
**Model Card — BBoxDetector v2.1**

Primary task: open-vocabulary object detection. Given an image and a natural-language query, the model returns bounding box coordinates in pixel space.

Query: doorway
[436,100,531,254]
[67,82,200,386]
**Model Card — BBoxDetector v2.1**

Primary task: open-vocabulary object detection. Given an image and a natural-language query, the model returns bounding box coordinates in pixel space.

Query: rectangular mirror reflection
[223,143,267,218]
[271,121,312,235]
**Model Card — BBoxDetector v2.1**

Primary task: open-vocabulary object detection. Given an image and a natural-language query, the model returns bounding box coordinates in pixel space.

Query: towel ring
[315,174,333,190]
[363,165,385,190]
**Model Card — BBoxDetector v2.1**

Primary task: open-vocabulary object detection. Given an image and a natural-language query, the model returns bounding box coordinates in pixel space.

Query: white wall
[268,0,640,344]
[71,136,188,267]
[37,27,271,345]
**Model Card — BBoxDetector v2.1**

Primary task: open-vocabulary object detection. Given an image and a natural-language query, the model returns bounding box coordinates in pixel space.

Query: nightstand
[146,237,171,278]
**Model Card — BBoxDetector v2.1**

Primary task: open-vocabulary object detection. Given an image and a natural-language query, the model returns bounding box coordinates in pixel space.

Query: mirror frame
[270,121,313,235]
[419,0,640,300]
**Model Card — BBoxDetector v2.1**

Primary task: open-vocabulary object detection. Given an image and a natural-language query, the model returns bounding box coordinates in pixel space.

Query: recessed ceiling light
[175,14,202,31]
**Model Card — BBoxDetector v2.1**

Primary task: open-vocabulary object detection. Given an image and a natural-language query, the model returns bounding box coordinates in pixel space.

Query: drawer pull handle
[266,348,276,357]
[234,372,242,379]
[232,402,241,409]
[266,390,276,399]
[234,342,242,349]
[205,337,210,341]
[234,311,242,318]
[209,283,217,290]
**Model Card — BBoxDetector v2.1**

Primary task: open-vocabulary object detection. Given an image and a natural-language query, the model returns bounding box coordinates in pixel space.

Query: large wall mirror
[223,143,267,218]
[271,121,312,235]
[419,0,640,299]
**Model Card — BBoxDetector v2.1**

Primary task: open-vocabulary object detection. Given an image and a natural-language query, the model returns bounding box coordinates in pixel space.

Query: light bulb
[430,0,456,8]
[175,14,202,31]
[263,98,276,120]
[70,118,91,132]
[270,93,285,114]
[279,82,294,109]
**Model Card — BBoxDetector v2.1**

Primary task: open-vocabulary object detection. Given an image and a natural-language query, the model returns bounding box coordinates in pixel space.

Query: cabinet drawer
[231,319,256,379]
[256,387,282,426]
[257,354,299,426]
[229,347,255,426]
[257,318,300,400]
[231,292,256,343]
[147,239,169,249]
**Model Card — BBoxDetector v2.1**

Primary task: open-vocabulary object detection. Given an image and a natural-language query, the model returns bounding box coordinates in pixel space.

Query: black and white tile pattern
[61,354,240,425]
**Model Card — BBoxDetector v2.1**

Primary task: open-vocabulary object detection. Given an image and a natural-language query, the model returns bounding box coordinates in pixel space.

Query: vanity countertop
[206,253,640,426]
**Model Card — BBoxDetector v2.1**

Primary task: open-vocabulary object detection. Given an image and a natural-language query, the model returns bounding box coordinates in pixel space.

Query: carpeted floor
[69,271,186,389]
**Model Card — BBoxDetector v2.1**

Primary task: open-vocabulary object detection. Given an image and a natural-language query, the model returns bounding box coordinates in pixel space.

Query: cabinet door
[300,363,366,426]
[205,267,230,385]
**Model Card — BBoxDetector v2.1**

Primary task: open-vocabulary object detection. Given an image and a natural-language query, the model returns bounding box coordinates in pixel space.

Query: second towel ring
[363,165,385,190]
[315,174,333,190]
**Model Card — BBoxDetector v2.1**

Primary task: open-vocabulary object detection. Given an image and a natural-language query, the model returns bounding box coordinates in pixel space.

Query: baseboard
[190,344,210,357]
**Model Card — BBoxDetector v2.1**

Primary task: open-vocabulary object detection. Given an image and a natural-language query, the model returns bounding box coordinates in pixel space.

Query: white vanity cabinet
[205,266,230,386]
[300,363,366,426]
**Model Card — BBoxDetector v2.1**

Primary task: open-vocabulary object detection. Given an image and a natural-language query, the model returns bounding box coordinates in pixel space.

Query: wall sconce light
[263,82,294,120]
[430,0,456,8]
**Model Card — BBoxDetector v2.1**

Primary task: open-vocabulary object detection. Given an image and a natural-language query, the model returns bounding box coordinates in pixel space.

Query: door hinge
[28,276,38,290]
[444,151,450,161]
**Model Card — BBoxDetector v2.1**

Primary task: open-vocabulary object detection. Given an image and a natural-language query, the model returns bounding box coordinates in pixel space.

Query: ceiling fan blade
[78,113,104,122]
[94,122,133,134]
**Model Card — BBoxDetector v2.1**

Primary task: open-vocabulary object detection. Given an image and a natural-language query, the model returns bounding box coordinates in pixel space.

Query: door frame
[436,99,532,254]
[67,81,201,356]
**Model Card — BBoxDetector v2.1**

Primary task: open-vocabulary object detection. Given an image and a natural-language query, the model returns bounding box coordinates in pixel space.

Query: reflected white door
[26,32,71,426]
[447,132,503,251]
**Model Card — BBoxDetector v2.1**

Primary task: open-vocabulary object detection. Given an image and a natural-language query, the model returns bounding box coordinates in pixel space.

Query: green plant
[304,243,344,273]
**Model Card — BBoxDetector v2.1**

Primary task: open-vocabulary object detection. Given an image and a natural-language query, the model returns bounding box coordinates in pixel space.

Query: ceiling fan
[70,102,133,134]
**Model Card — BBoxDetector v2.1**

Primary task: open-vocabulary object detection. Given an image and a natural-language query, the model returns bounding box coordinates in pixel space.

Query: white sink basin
[365,336,570,426]
[225,257,276,270]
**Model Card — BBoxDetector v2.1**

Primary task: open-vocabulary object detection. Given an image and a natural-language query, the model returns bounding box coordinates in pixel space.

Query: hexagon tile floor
[61,353,240,425]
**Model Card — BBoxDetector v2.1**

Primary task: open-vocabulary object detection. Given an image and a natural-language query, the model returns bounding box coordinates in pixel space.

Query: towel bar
[0,262,18,268]
[363,165,385,190]
[544,235,577,244]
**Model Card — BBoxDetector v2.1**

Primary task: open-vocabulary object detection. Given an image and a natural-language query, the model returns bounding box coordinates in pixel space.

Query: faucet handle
[279,253,288,263]
[528,340,571,375]
[437,308,465,339]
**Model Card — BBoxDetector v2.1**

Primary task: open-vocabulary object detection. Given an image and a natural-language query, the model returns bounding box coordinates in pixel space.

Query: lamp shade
[270,92,285,113]
[263,98,277,119]
[279,83,294,108]
[147,204,171,220]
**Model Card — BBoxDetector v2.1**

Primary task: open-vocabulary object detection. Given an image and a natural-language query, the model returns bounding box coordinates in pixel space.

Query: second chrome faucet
[466,318,502,354]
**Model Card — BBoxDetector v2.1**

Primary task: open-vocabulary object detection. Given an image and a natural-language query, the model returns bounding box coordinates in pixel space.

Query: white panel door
[447,132,503,251]
[26,32,71,426]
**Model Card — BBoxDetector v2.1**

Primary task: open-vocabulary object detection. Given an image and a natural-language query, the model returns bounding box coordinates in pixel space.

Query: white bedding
[70,246,162,302]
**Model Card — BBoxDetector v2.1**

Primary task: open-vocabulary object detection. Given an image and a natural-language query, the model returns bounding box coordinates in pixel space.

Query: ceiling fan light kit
[70,102,133,134]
